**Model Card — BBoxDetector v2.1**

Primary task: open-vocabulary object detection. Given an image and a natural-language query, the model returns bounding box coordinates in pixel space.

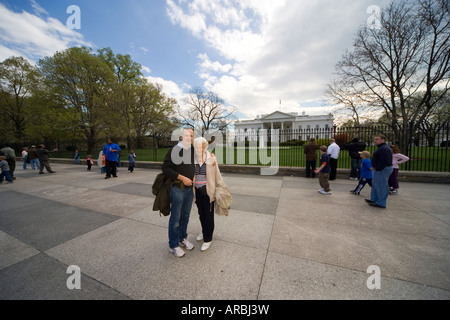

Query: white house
[233,111,334,143]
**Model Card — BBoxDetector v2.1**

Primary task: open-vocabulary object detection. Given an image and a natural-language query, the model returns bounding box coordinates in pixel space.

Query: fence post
[407,121,414,171]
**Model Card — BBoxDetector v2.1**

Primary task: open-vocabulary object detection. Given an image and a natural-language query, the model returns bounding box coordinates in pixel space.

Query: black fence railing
[232,123,449,172]
[3,123,449,172]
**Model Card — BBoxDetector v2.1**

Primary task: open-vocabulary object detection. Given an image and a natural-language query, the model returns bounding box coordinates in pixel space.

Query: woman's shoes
[197,233,211,252]
[197,233,211,251]
[201,242,211,252]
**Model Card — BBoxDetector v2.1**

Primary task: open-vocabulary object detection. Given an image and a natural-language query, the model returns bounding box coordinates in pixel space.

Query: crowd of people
[1,132,409,257]
[306,135,410,209]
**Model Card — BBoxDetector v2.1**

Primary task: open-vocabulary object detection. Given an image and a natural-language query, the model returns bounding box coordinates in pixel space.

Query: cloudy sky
[0,0,391,120]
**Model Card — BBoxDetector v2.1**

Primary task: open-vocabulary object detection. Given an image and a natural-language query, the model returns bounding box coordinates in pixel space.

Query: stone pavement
[0,163,449,300]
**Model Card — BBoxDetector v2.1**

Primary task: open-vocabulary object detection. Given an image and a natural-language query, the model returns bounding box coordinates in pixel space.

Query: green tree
[38,47,116,153]
[98,47,143,149]
[133,81,178,150]
[25,85,78,143]
[0,56,39,141]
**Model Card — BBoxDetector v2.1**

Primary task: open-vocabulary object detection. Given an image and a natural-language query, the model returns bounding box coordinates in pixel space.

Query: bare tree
[325,79,376,125]
[328,0,449,153]
[179,87,235,133]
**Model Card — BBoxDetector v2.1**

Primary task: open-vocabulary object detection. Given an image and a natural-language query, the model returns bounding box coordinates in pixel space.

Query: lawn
[56,145,449,172]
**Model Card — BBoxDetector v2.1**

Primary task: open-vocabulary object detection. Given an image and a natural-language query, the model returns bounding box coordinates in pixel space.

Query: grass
[55,145,450,172]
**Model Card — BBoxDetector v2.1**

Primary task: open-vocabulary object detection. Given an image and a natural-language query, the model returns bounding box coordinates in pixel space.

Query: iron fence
[3,123,449,172]
[233,122,449,172]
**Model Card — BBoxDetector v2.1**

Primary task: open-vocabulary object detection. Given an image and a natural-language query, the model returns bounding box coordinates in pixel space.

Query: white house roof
[260,111,298,120]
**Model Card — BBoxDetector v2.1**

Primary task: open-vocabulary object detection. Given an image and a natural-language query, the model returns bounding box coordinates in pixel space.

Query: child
[350,151,372,195]
[389,145,410,195]
[314,146,332,195]
[87,155,93,171]
[0,155,13,184]
[98,151,106,174]
[128,149,136,173]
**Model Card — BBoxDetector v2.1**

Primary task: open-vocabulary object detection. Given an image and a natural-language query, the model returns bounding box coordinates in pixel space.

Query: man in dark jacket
[344,138,367,180]
[37,144,57,174]
[366,135,393,208]
[304,138,319,178]
[162,128,196,258]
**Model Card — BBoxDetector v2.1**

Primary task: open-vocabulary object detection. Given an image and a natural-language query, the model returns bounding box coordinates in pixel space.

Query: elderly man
[162,128,196,258]
[366,135,393,209]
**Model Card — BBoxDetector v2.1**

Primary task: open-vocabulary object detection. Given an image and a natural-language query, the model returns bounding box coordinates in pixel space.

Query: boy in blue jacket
[350,151,372,195]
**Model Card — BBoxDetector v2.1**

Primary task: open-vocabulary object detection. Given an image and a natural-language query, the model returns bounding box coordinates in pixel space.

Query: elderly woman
[193,137,223,252]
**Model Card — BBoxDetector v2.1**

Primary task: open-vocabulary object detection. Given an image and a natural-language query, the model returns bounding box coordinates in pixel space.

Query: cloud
[166,0,391,119]
[141,65,152,74]
[0,2,91,63]
[146,75,189,108]
[30,0,49,17]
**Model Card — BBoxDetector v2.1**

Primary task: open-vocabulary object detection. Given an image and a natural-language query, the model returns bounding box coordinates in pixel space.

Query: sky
[0,0,392,120]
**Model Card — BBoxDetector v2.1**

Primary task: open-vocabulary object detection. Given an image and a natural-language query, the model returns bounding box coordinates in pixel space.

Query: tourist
[327,139,340,180]
[304,138,319,178]
[389,145,410,195]
[162,128,196,258]
[366,135,393,208]
[102,138,121,179]
[193,137,222,252]
[344,138,367,180]
[350,151,372,195]
[315,146,332,195]
[37,144,57,174]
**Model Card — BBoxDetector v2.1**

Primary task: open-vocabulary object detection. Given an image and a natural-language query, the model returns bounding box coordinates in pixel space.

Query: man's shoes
[196,234,203,241]
[319,190,332,195]
[369,202,386,209]
[180,238,194,251]
[365,199,375,204]
[169,246,185,258]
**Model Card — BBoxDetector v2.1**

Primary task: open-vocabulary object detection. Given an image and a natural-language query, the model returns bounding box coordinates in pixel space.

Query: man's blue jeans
[351,159,362,178]
[371,166,393,208]
[168,186,194,249]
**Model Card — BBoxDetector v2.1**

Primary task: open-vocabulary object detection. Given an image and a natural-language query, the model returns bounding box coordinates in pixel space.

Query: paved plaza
[1,162,449,300]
